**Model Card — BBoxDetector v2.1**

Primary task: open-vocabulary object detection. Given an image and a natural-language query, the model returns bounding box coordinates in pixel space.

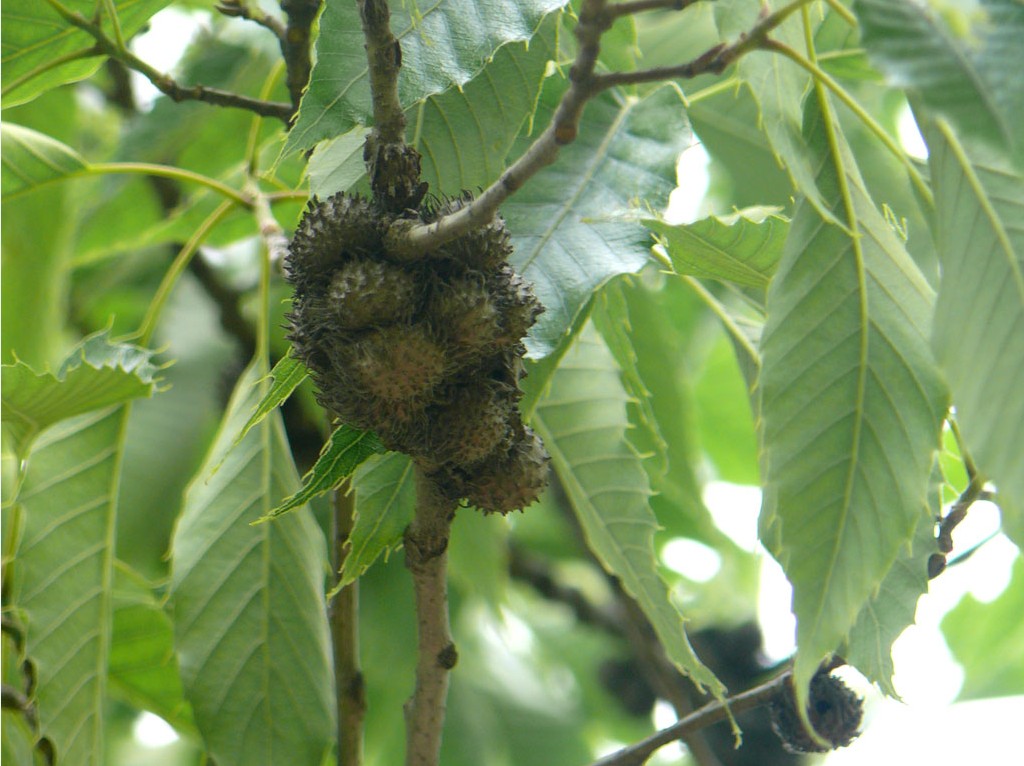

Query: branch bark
[280,0,322,111]
[331,481,366,766]
[588,672,792,766]
[358,0,426,210]
[403,467,458,766]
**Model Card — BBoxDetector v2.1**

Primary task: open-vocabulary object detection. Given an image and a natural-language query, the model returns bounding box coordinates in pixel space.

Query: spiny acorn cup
[285,190,550,513]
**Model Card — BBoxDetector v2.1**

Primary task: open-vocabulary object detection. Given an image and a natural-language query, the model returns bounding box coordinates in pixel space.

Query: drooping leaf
[286,0,567,155]
[843,464,940,697]
[506,84,694,357]
[533,324,726,697]
[1,0,172,107]
[926,121,1024,531]
[1,90,78,368]
[109,561,194,734]
[339,452,417,587]
[10,407,127,765]
[758,94,948,705]
[942,554,1024,701]
[0,123,87,199]
[715,0,835,223]
[169,362,334,766]
[236,352,309,445]
[855,0,1024,165]
[1,331,160,457]
[260,426,385,522]
[645,207,788,290]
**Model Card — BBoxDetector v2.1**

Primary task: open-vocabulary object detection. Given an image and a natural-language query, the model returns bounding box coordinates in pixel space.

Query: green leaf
[236,352,309,446]
[854,0,1024,165]
[307,127,370,198]
[261,426,385,522]
[758,95,948,703]
[645,207,788,289]
[533,324,726,697]
[286,0,566,155]
[0,123,87,199]
[339,452,417,587]
[10,407,128,765]
[1,331,160,458]
[413,13,558,193]
[716,0,836,223]
[109,561,194,734]
[942,554,1024,700]
[927,121,1024,529]
[1,0,172,107]
[169,362,334,766]
[506,84,694,357]
[843,465,940,697]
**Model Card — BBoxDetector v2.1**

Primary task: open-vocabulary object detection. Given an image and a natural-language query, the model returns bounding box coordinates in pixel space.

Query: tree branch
[608,0,700,19]
[331,480,366,766]
[403,467,458,766]
[928,473,986,579]
[280,0,322,111]
[589,672,791,766]
[358,0,426,210]
[216,0,288,43]
[385,0,813,258]
[44,0,293,122]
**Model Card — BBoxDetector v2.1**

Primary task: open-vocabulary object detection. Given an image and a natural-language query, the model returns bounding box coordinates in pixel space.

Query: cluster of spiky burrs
[286,192,549,514]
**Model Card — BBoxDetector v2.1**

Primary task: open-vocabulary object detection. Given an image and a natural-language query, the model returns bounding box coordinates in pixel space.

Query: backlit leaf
[645,207,788,290]
[855,0,1024,164]
[170,362,334,766]
[11,407,127,765]
[1,331,159,457]
[506,84,694,357]
[758,94,947,705]
[533,324,726,697]
[927,121,1024,535]
[1,0,172,107]
[0,123,87,199]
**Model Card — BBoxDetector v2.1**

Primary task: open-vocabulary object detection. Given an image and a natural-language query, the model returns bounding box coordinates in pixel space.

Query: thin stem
[331,483,365,766]
[680,276,761,369]
[88,163,251,207]
[822,0,858,27]
[42,0,292,121]
[99,0,127,52]
[681,76,740,107]
[589,671,792,766]
[280,0,322,111]
[249,184,290,265]
[948,417,979,480]
[136,201,235,346]
[764,39,934,207]
[247,61,287,174]
[403,467,458,766]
